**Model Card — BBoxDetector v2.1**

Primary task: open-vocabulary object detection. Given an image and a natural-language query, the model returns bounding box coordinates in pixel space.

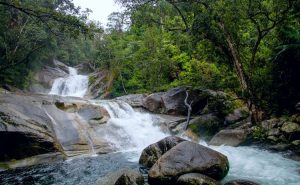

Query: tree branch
[0,43,46,72]
[184,90,193,130]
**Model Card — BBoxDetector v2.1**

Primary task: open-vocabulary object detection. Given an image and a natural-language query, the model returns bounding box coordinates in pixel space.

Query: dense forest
[0,0,300,118]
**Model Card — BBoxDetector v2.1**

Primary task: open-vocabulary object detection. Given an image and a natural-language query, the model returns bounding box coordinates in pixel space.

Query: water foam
[92,100,169,153]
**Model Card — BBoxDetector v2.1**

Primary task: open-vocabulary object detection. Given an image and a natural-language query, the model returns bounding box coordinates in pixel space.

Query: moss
[88,75,96,86]
[252,126,267,141]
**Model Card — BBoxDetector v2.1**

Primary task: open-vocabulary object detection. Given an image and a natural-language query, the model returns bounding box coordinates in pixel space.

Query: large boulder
[142,92,165,113]
[281,122,300,141]
[161,87,208,115]
[148,141,229,185]
[78,104,110,125]
[0,92,112,168]
[95,169,144,185]
[139,136,186,169]
[209,129,249,146]
[185,113,223,137]
[29,59,69,93]
[176,173,222,185]
[0,94,60,162]
[75,62,95,75]
[225,107,249,125]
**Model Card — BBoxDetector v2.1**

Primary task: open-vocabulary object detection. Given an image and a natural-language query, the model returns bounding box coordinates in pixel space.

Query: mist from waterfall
[49,67,88,97]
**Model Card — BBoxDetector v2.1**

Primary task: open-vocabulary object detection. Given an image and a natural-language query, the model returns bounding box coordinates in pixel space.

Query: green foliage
[252,126,267,141]
[0,0,99,89]
[111,0,299,117]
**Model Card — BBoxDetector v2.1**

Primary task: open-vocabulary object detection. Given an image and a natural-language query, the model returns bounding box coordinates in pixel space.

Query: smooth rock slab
[148,141,229,185]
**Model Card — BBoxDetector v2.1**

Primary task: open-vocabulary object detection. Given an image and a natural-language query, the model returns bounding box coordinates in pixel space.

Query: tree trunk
[218,22,261,123]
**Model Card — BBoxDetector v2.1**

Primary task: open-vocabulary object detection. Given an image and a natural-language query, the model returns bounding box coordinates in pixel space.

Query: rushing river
[0,67,299,185]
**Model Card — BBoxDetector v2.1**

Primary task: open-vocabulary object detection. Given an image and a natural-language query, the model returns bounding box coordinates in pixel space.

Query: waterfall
[92,100,169,152]
[91,100,300,185]
[49,67,88,98]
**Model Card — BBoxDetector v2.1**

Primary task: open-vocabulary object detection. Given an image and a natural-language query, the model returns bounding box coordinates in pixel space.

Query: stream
[0,67,299,185]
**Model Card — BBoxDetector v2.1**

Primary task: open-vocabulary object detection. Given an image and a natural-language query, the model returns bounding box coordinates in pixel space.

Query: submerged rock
[224,179,260,185]
[139,136,186,169]
[176,173,222,185]
[148,141,229,185]
[95,169,144,185]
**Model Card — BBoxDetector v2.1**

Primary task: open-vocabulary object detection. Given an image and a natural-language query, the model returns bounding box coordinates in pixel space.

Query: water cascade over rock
[0,65,300,185]
[49,67,88,97]
[92,100,169,152]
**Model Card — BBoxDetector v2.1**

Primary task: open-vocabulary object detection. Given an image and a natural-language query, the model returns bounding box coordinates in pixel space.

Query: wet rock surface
[148,141,229,184]
[176,173,222,185]
[0,92,112,167]
[209,129,249,146]
[96,169,144,185]
[139,136,186,169]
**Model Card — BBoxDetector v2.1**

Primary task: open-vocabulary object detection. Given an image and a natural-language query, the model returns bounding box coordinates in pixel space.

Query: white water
[49,67,88,97]
[92,100,168,152]
[94,101,300,185]
[47,65,299,185]
[199,142,300,185]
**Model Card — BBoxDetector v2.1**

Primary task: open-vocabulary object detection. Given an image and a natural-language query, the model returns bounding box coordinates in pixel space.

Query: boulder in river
[115,94,147,107]
[176,173,222,185]
[209,129,249,146]
[148,140,229,185]
[142,92,165,113]
[139,136,186,169]
[0,92,112,168]
[161,87,208,115]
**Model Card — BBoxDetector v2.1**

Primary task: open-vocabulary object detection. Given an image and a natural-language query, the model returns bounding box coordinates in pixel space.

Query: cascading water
[1,96,299,185]
[49,67,88,97]
[1,65,299,185]
[203,142,300,185]
[92,100,168,152]
[93,100,300,185]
